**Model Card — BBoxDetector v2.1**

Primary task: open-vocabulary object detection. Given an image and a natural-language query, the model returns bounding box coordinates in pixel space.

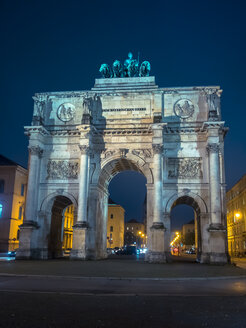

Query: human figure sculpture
[124,52,139,77]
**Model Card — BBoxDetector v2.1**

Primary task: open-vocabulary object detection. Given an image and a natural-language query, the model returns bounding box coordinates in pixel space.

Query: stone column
[207,143,222,227]
[207,143,228,264]
[16,145,43,259]
[77,145,90,225]
[70,145,90,260]
[153,144,163,226]
[147,144,166,263]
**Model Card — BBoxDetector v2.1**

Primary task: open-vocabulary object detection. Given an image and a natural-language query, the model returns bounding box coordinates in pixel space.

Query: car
[7,251,16,257]
[113,247,121,254]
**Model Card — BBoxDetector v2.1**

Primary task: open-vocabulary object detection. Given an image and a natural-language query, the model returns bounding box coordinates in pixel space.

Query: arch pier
[17,73,229,264]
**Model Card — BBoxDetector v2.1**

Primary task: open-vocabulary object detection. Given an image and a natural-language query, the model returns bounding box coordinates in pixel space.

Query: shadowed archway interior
[48,196,73,259]
[170,195,202,260]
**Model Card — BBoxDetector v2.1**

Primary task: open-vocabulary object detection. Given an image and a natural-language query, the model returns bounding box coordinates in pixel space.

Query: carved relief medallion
[57,103,75,122]
[174,99,194,119]
[168,158,202,179]
[47,160,79,179]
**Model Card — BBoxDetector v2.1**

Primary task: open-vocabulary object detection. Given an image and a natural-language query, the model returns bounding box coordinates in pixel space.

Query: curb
[0,272,246,281]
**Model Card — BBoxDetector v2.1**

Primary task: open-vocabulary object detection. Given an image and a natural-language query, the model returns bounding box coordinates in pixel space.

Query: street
[0,257,245,327]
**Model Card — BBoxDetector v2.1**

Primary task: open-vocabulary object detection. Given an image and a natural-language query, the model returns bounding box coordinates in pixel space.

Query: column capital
[152,144,163,154]
[78,145,90,155]
[28,145,43,157]
[207,143,220,154]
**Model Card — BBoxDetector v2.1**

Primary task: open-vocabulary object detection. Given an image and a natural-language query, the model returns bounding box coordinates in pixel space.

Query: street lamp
[235,212,241,219]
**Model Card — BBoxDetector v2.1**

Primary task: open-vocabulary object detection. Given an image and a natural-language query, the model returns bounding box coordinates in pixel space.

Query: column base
[145,251,167,263]
[199,252,229,264]
[16,221,39,260]
[147,222,166,263]
[70,223,88,260]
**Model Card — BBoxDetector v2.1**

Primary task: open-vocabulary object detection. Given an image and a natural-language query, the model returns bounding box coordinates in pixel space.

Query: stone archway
[85,156,151,259]
[164,191,212,263]
[17,69,228,264]
[36,192,78,259]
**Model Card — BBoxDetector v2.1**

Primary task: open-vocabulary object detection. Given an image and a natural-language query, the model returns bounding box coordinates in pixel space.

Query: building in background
[125,219,146,247]
[107,198,125,248]
[62,204,74,254]
[181,220,195,249]
[0,155,27,252]
[227,174,246,257]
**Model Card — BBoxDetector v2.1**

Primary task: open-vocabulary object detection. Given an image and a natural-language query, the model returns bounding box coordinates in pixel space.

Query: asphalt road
[0,275,246,328]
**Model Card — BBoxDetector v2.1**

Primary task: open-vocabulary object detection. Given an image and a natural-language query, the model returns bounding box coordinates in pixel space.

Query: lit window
[0,204,2,218]
[110,226,113,232]
[127,227,129,230]
[0,180,4,193]
[21,184,25,196]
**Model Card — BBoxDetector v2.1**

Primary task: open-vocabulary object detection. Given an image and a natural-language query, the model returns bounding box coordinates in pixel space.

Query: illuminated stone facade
[0,155,27,252]
[17,71,229,264]
[107,203,124,248]
[227,175,246,257]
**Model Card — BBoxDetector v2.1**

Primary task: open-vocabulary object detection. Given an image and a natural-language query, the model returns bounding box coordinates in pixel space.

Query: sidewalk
[231,257,246,270]
[0,257,245,279]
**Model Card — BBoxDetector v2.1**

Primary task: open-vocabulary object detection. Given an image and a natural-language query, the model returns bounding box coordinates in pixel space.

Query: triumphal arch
[17,54,229,264]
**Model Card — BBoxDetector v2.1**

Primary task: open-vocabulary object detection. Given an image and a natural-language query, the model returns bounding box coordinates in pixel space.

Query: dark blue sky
[1,0,245,227]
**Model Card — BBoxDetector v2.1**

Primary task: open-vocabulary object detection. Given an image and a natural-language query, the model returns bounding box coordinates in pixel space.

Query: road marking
[0,289,245,297]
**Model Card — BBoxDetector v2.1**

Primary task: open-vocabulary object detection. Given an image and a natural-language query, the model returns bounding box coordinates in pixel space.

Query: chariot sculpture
[99,52,151,78]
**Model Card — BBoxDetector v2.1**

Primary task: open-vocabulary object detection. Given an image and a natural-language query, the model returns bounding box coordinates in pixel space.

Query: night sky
[1,0,245,228]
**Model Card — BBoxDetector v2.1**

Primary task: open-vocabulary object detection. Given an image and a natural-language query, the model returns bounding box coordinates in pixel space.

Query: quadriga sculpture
[99,63,112,78]
[112,60,123,77]
[139,61,151,77]
[99,53,151,78]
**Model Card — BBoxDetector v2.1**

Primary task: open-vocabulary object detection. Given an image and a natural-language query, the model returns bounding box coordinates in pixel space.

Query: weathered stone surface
[17,75,229,263]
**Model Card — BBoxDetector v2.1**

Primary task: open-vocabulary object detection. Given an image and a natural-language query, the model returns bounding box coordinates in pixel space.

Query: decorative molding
[24,126,50,136]
[47,160,79,179]
[119,148,128,158]
[132,149,153,159]
[207,143,220,154]
[152,144,163,154]
[28,145,43,157]
[102,149,117,159]
[174,99,195,119]
[168,158,203,179]
[57,103,75,122]
[50,130,80,136]
[78,145,90,155]
[103,129,152,136]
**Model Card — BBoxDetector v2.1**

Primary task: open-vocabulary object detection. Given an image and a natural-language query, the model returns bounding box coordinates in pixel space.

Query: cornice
[24,126,50,136]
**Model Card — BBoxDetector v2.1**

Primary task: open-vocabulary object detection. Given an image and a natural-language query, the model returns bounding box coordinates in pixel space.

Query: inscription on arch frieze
[47,160,79,179]
[168,157,202,179]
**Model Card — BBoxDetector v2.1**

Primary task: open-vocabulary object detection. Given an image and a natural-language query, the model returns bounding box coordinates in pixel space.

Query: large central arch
[86,155,152,259]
